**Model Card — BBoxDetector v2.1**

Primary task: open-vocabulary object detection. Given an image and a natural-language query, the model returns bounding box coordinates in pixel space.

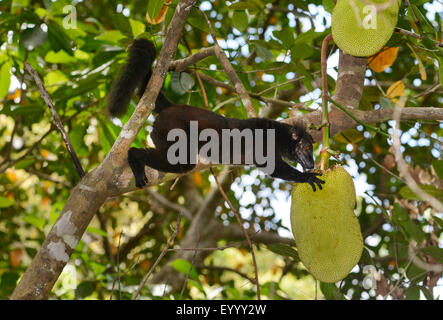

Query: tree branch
[198,8,256,117]
[170,46,216,72]
[24,62,85,178]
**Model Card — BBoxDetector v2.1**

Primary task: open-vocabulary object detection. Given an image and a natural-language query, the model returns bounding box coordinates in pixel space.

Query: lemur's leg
[128,147,196,188]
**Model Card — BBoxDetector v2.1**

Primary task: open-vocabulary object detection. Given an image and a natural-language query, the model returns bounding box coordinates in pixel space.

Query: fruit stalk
[320,33,333,170]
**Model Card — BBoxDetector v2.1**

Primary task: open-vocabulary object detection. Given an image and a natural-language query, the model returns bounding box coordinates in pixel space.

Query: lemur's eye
[305,146,310,151]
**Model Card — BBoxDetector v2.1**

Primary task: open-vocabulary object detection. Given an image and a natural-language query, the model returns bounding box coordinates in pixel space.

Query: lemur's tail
[107,38,173,117]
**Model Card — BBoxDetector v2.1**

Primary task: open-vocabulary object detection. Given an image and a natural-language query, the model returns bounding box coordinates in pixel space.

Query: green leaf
[260,282,284,300]
[112,14,133,38]
[405,286,420,300]
[147,0,164,21]
[419,286,434,300]
[273,28,295,48]
[320,282,346,300]
[69,123,88,156]
[391,204,426,241]
[187,278,205,294]
[74,49,90,61]
[421,246,443,264]
[438,56,443,87]
[47,0,71,15]
[406,261,427,282]
[294,30,326,45]
[98,118,118,153]
[90,261,107,278]
[170,259,199,280]
[130,19,146,38]
[44,70,69,87]
[47,21,72,53]
[267,243,300,261]
[379,97,396,109]
[23,215,46,231]
[401,220,426,242]
[250,0,264,9]
[44,50,76,64]
[187,9,211,33]
[322,0,335,13]
[392,203,409,223]
[432,160,443,180]
[0,60,12,98]
[171,72,195,95]
[411,5,436,37]
[20,26,48,50]
[0,196,14,208]
[399,185,443,201]
[75,281,95,299]
[291,43,314,60]
[232,10,248,32]
[0,272,20,295]
[255,44,273,61]
[1,104,44,120]
[95,30,127,43]
[14,158,35,170]
[229,2,259,11]
[87,227,108,238]
[434,216,443,229]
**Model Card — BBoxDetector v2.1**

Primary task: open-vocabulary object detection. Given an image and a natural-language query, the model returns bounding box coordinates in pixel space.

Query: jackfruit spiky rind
[332,0,401,57]
[291,165,363,283]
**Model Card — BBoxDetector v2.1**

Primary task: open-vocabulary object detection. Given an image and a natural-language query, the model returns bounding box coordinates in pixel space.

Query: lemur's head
[283,122,315,171]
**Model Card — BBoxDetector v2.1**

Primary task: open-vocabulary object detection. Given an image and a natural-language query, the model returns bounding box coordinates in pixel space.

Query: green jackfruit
[291,166,363,283]
[332,0,401,57]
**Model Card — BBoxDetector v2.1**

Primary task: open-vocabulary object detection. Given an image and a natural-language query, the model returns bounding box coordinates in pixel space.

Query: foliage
[0,0,442,300]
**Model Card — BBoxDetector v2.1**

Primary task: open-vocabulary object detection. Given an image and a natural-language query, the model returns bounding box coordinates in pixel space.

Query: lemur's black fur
[107,39,325,191]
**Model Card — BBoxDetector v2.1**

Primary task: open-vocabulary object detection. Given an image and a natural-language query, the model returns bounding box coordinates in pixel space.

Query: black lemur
[107,39,325,191]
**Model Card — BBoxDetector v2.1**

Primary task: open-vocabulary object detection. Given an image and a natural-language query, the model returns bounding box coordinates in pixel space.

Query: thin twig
[0,127,52,174]
[132,212,182,300]
[196,72,311,111]
[24,62,85,178]
[339,133,402,181]
[209,168,261,300]
[319,33,334,170]
[384,258,413,299]
[166,243,243,252]
[0,116,19,166]
[405,0,418,24]
[198,7,256,117]
[25,168,71,187]
[256,75,311,96]
[329,98,390,138]
[110,256,141,300]
[394,27,443,48]
[391,104,443,212]
[195,265,256,284]
[110,232,123,300]
[408,241,443,273]
[170,46,216,72]
[0,98,103,174]
[179,237,200,298]
[146,189,193,220]
[182,36,209,109]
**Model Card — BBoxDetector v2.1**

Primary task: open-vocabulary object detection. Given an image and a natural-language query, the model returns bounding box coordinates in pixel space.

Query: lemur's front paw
[135,173,148,188]
[304,171,325,192]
